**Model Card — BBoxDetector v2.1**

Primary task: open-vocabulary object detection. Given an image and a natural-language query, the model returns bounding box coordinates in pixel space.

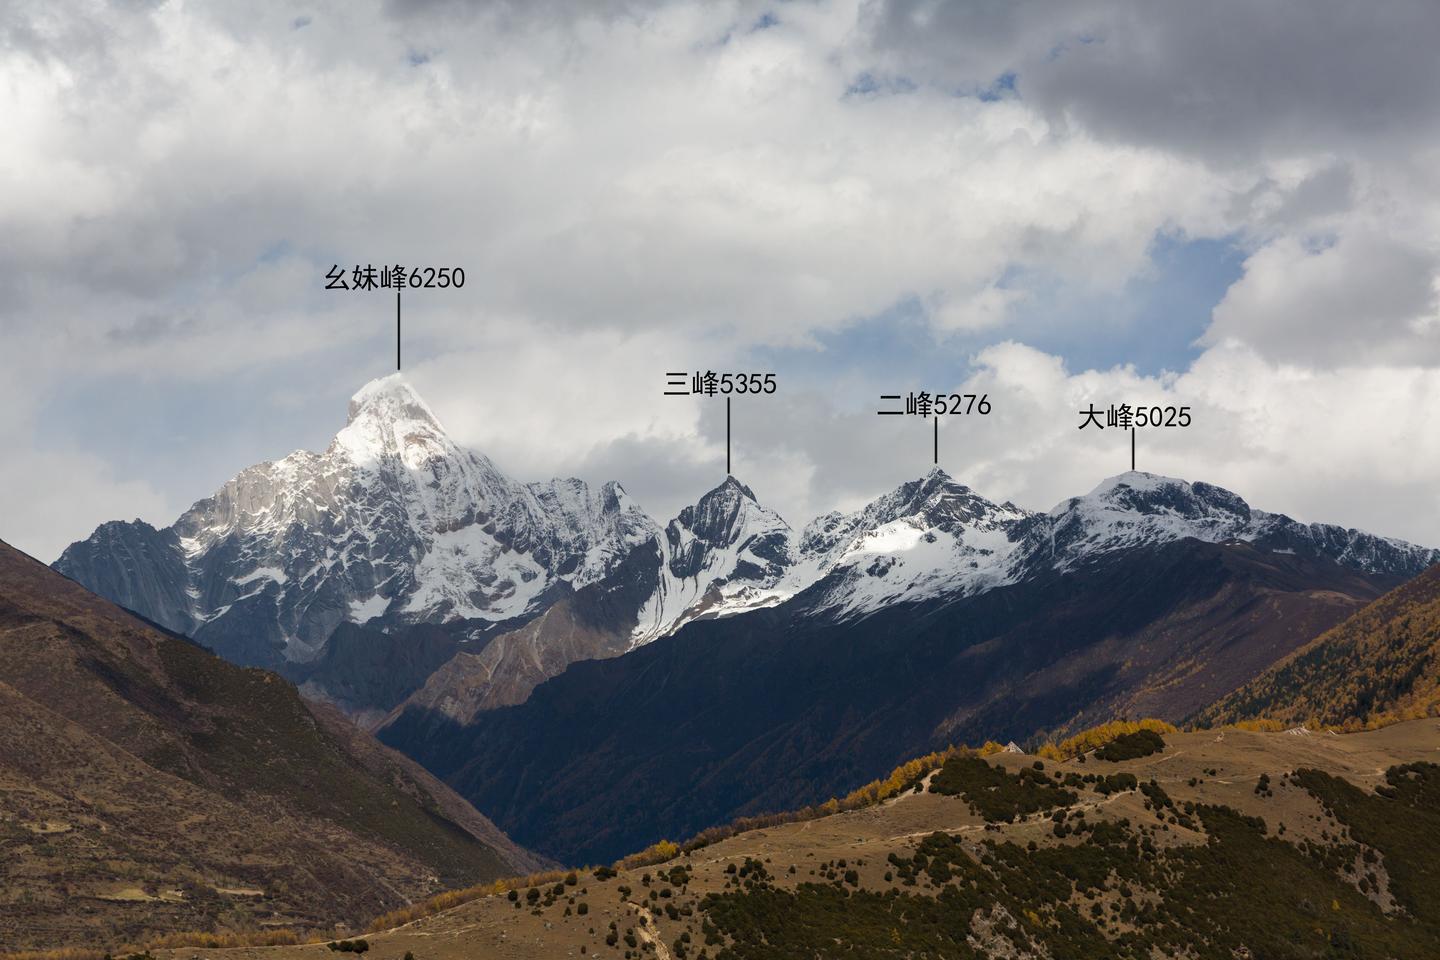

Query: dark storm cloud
[867,0,1440,162]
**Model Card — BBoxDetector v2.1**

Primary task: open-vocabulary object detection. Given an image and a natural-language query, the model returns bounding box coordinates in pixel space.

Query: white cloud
[0,448,176,564]
[1205,232,1440,366]
[4,0,1440,558]
[933,343,1440,546]
[398,335,1440,551]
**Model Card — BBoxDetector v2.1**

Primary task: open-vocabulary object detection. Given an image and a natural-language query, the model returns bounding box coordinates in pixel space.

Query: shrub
[930,756,1077,821]
[1095,729,1166,762]
[1038,719,1177,761]
[327,940,369,954]
[1094,773,1139,796]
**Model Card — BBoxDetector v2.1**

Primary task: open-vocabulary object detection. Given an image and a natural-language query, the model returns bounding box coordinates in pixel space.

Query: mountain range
[53,375,1440,864]
[55,375,1440,730]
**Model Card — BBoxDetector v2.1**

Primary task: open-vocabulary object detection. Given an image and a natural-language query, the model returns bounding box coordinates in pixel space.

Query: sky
[3,0,1440,562]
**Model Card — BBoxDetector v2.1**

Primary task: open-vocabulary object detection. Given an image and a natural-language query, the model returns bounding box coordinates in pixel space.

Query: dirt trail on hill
[629,903,672,960]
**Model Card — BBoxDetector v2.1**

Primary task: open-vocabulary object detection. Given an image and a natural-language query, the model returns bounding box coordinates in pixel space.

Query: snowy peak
[788,471,1034,620]
[333,373,487,484]
[671,476,787,561]
[61,375,663,665]
[1036,472,1272,569]
[1059,472,1251,523]
[799,469,1028,567]
[632,478,797,643]
[881,467,1021,529]
[346,373,440,426]
[1033,472,1440,577]
[1040,471,1257,563]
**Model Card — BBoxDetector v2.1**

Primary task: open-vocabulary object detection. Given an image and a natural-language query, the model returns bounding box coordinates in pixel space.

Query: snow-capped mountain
[55,376,807,690]
[57,375,659,667]
[55,375,1440,720]
[786,468,1032,617]
[384,475,803,726]
[632,476,797,642]
[1019,472,1440,578]
[737,469,1440,623]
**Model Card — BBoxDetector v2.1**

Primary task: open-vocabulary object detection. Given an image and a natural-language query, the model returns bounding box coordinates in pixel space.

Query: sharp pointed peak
[904,466,968,496]
[346,373,440,426]
[706,474,758,502]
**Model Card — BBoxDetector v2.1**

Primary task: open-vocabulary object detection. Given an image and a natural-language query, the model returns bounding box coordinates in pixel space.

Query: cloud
[950,342,1440,545]
[3,0,1440,561]
[866,0,1440,163]
[0,448,176,565]
[0,0,1232,351]
[1205,232,1440,366]
[398,332,1440,552]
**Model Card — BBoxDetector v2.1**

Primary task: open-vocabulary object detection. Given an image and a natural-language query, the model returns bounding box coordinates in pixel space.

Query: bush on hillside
[1095,729,1166,762]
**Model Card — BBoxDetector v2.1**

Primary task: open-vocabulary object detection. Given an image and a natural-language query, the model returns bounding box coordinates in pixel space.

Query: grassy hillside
[144,720,1440,960]
[1196,563,1440,729]
[0,539,538,951]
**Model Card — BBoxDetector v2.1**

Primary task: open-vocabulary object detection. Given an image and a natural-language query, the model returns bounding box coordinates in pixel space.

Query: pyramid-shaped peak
[902,466,973,502]
[706,475,759,503]
[346,374,441,426]
[672,475,791,543]
[916,466,963,491]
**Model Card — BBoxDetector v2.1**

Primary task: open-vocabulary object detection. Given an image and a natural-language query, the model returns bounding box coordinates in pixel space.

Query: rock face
[51,520,194,635]
[633,476,798,642]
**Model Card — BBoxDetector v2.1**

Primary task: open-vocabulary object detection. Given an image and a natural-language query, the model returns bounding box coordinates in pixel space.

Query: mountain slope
[381,533,1405,865]
[158,721,1440,960]
[0,538,540,951]
[1196,563,1440,729]
[390,477,804,727]
[384,468,1440,733]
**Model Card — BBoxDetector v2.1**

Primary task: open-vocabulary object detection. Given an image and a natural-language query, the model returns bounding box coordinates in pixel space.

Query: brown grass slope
[1196,562,1440,729]
[0,538,541,951]
[148,720,1440,960]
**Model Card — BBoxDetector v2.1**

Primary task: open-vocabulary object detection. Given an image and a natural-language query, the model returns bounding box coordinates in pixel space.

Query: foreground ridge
[149,720,1440,960]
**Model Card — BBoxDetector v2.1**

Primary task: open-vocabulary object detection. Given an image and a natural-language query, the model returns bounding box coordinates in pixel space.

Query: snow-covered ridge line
[53,378,1440,675]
